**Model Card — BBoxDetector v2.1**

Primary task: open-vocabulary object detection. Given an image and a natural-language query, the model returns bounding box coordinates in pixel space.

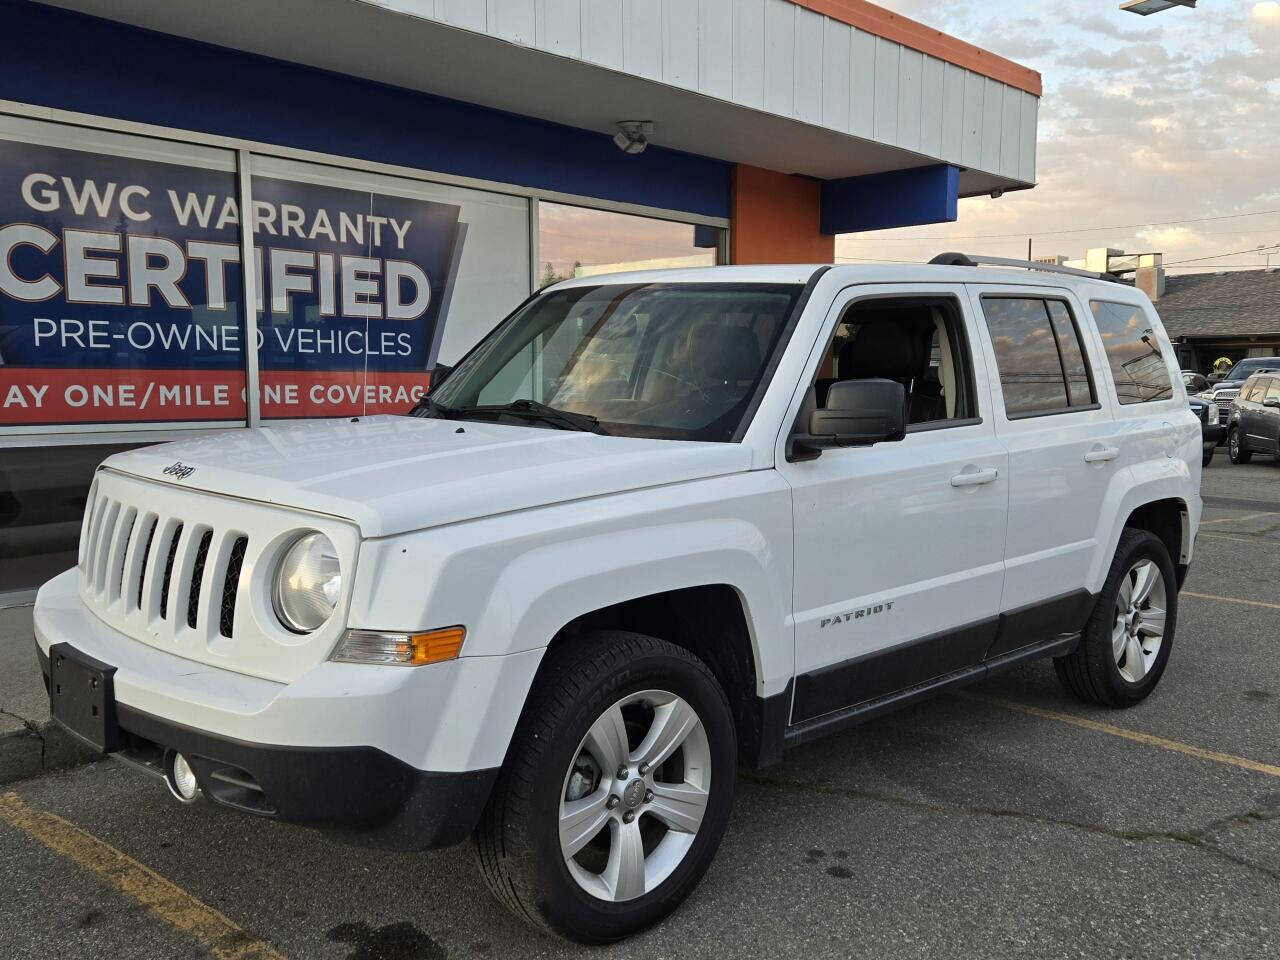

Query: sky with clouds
[836,0,1280,273]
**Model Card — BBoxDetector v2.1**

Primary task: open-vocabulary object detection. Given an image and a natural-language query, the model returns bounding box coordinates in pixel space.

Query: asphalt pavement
[2,456,1279,960]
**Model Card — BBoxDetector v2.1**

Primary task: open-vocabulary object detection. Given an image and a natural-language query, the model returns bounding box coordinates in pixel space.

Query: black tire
[1054,529,1177,707]
[474,631,737,943]
[1229,427,1253,464]
[1202,443,1215,468]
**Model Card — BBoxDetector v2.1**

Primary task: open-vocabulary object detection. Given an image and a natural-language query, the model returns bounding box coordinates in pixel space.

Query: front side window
[814,296,976,427]
[981,297,1096,417]
[1266,379,1280,404]
[426,282,803,442]
[1089,300,1174,405]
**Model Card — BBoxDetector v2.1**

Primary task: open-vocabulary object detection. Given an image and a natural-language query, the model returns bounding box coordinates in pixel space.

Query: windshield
[423,282,804,441]
[1225,358,1278,381]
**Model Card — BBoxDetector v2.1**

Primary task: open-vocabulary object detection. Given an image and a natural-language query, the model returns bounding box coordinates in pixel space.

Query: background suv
[1209,357,1280,436]
[1227,371,1280,463]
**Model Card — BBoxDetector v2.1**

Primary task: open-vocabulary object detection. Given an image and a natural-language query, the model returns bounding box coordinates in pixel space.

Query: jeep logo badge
[162,462,196,480]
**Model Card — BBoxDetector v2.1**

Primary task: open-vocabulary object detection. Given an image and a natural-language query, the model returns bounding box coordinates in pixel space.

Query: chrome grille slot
[158,522,184,621]
[108,508,138,605]
[92,501,121,596]
[76,469,358,684]
[220,537,249,639]
[187,529,214,629]
[79,480,101,569]
[134,516,158,613]
[84,495,112,584]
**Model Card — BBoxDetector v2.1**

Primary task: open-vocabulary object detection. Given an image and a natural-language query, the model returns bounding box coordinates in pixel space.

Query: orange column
[729,164,834,265]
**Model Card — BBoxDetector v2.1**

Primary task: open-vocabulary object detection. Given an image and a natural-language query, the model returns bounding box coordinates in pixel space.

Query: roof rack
[929,252,1124,283]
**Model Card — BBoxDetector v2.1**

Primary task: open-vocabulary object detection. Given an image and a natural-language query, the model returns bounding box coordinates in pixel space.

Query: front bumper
[1202,423,1226,445]
[36,644,494,848]
[32,569,540,849]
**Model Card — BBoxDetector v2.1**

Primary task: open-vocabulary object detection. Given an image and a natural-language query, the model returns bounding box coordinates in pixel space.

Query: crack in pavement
[742,772,1280,883]
[0,706,41,738]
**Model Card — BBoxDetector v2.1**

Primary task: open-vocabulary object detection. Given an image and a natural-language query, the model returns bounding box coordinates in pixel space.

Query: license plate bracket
[48,642,119,753]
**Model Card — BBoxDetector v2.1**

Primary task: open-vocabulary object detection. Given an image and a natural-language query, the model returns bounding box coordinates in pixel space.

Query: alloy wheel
[1112,558,1167,684]
[559,690,711,902]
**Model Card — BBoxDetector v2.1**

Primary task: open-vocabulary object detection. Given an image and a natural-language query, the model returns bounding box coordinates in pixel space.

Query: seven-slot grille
[80,483,249,641]
[74,468,358,683]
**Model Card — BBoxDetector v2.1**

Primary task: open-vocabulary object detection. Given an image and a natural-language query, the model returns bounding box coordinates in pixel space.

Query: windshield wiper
[453,398,605,434]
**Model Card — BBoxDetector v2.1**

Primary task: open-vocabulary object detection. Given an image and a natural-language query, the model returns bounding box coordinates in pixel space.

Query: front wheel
[1054,529,1177,707]
[1202,442,1215,468]
[474,631,736,943]
[1229,428,1253,464]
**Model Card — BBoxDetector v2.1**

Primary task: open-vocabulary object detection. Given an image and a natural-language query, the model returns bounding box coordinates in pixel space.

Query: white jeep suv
[35,256,1201,942]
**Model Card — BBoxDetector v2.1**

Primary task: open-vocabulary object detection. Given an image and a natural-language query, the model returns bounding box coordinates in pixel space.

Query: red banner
[0,368,430,425]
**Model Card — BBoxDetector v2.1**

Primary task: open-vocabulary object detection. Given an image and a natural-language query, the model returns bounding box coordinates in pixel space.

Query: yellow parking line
[1197,511,1276,526]
[958,694,1280,779]
[0,793,285,960]
[1197,533,1278,545]
[1184,590,1280,611]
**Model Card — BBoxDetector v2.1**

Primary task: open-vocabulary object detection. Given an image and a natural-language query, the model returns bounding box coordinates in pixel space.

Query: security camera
[613,121,653,155]
[990,188,1004,199]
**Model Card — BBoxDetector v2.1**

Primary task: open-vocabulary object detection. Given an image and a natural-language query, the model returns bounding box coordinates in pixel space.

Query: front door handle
[1084,445,1120,463]
[951,467,999,487]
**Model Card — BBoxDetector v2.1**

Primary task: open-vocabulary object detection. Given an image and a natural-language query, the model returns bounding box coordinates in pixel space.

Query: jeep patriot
[35,256,1201,941]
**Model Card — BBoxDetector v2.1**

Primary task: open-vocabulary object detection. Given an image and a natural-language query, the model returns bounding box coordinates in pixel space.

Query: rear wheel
[1054,529,1176,707]
[1229,428,1253,464]
[474,631,736,943]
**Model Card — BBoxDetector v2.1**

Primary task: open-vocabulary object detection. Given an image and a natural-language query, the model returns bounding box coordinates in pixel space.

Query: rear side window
[1243,378,1266,402]
[981,297,1097,417]
[1089,300,1174,404]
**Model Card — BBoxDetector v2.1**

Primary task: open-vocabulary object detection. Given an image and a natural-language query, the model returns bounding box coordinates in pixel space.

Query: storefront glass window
[1,117,246,593]
[249,157,530,420]
[537,201,722,287]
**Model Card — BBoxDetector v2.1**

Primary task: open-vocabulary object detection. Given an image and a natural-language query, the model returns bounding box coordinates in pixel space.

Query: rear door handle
[951,467,999,487]
[1084,445,1120,463]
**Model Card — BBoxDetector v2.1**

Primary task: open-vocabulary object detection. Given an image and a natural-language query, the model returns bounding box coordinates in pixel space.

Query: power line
[835,208,1280,242]
[1164,243,1280,266]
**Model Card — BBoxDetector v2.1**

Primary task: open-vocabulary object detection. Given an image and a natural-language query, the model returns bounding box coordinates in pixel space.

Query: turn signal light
[332,626,466,666]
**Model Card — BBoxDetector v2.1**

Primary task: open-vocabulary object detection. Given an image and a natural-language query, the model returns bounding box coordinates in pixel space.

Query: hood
[104,416,754,537]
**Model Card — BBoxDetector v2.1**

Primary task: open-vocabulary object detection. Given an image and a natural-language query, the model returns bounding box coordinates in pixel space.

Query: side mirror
[1265,397,1280,408]
[791,378,906,460]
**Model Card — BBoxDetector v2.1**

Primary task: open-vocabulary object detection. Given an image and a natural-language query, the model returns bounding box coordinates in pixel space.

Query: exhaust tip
[164,750,201,803]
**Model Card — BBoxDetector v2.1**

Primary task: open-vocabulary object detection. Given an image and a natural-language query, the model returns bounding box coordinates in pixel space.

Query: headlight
[1207,401,1220,422]
[272,532,341,633]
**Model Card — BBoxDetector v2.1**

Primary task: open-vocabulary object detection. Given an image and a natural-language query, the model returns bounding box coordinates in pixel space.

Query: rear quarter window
[1088,301,1174,405]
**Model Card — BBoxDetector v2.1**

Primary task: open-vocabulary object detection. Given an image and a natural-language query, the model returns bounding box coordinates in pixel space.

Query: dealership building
[0,0,1040,595]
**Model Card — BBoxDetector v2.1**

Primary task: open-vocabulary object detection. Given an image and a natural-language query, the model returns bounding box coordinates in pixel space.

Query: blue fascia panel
[1,1,730,220]
[820,164,959,235]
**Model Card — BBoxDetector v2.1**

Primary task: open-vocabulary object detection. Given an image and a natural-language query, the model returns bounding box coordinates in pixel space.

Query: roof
[42,0,1039,194]
[794,1,1041,94]
[1155,270,1280,340]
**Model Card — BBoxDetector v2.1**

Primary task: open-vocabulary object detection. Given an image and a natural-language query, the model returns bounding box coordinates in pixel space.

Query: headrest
[840,319,919,380]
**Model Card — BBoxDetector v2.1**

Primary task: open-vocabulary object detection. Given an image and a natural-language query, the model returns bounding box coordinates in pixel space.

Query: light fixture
[990,188,1004,199]
[165,751,200,802]
[331,626,466,666]
[272,532,341,633]
[613,121,653,155]
[1120,0,1195,15]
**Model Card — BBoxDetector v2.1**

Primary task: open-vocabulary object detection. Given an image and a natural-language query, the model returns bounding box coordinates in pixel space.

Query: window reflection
[537,202,721,286]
